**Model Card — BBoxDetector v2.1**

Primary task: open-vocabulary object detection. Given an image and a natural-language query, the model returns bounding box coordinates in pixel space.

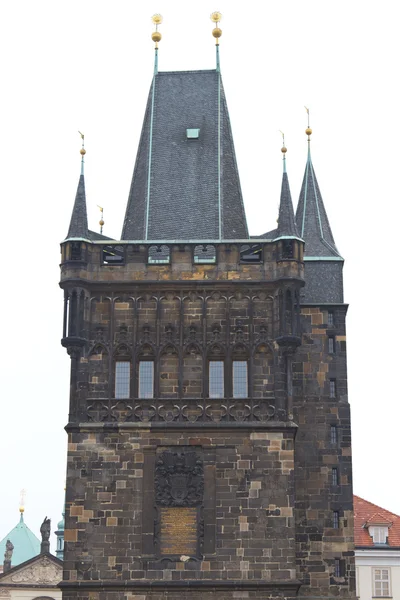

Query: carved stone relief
[155,450,204,507]
[10,556,61,584]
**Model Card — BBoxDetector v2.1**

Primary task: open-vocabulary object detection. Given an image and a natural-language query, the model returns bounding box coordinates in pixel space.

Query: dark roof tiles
[122,70,248,241]
[277,172,300,238]
[66,175,89,239]
[295,153,340,257]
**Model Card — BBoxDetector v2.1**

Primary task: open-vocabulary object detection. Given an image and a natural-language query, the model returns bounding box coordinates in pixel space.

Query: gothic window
[282,240,294,259]
[209,361,224,398]
[328,310,334,327]
[329,379,336,398]
[115,361,130,398]
[285,289,293,335]
[332,468,339,486]
[330,425,338,444]
[70,242,82,260]
[334,558,344,577]
[139,361,154,398]
[232,360,248,398]
[333,511,340,529]
[328,336,335,354]
[68,291,78,336]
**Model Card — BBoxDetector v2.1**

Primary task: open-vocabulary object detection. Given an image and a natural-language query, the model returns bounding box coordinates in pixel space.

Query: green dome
[57,516,64,531]
[0,512,40,567]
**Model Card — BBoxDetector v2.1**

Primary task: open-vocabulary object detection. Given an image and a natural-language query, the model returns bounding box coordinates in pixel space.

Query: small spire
[78,131,86,175]
[279,130,287,173]
[211,12,222,71]
[151,14,162,74]
[295,114,341,257]
[97,205,104,234]
[276,136,299,239]
[66,136,89,239]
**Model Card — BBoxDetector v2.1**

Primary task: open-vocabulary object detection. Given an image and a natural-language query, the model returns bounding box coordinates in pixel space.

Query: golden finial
[78,132,85,175]
[304,107,312,138]
[97,205,104,235]
[279,130,287,154]
[151,14,163,47]
[78,131,86,155]
[211,11,222,44]
[19,489,26,513]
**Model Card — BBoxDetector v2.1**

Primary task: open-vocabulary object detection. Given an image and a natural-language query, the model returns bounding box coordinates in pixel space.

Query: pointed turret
[66,135,89,240]
[276,141,299,239]
[296,123,340,258]
[295,121,344,303]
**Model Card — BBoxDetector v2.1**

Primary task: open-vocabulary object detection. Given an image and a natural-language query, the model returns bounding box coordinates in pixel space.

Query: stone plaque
[160,506,197,556]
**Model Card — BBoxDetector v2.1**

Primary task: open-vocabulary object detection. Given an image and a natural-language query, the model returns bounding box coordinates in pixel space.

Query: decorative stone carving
[40,517,51,542]
[10,556,61,584]
[155,450,204,506]
[134,404,156,422]
[86,401,109,422]
[205,401,227,422]
[253,402,287,422]
[158,403,180,422]
[182,404,203,422]
[111,400,133,422]
[229,401,251,422]
[117,323,128,341]
[211,323,221,340]
[76,555,93,573]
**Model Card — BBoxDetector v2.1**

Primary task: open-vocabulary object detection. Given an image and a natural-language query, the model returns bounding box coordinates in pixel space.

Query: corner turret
[295,120,344,303]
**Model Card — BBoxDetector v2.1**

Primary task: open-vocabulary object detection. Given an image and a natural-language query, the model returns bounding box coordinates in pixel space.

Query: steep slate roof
[0,512,40,567]
[354,495,400,547]
[251,163,300,240]
[276,170,300,238]
[66,174,89,239]
[295,147,341,257]
[122,70,248,241]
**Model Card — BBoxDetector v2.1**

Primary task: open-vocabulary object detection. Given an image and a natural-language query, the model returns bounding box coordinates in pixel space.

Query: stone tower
[59,25,355,600]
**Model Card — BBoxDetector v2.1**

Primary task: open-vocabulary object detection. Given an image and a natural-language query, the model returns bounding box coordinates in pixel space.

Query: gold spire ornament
[97,205,104,234]
[304,107,312,139]
[78,131,85,174]
[78,131,86,155]
[279,130,287,154]
[151,14,163,47]
[19,489,26,514]
[211,11,222,44]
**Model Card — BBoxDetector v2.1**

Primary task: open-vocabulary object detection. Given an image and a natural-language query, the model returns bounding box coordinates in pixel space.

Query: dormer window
[369,526,388,545]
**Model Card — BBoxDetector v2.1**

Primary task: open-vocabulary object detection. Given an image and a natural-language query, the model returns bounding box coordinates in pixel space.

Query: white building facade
[354,496,400,600]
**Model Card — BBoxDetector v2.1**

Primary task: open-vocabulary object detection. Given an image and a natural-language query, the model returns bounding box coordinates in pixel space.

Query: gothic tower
[59,17,355,600]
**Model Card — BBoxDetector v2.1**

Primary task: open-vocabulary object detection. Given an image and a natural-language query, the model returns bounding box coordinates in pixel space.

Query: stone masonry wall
[64,428,296,585]
[292,306,355,597]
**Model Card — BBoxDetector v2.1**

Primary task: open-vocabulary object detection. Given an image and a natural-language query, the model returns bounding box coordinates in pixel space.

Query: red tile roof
[354,495,400,547]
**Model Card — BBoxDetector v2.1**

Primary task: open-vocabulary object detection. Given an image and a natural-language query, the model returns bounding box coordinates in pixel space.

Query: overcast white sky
[1,0,399,550]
